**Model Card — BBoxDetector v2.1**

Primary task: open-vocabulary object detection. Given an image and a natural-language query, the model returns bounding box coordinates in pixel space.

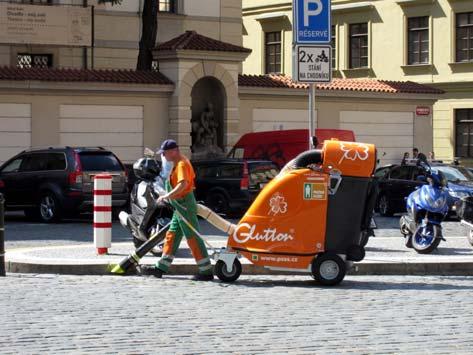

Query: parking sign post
[309,84,315,149]
[293,0,332,149]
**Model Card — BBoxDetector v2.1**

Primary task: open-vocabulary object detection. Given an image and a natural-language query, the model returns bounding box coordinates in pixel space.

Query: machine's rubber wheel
[412,225,441,254]
[378,195,394,217]
[206,192,229,216]
[468,229,473,247]
[347,245,365,262]
[215,259,242,283]
[38,192,62,223]
[311,253,346,286]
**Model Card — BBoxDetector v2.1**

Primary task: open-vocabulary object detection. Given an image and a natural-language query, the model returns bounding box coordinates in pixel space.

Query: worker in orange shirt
[145,139,213,281]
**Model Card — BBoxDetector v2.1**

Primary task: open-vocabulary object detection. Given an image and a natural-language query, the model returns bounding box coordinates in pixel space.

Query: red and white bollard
[94,174,112,255]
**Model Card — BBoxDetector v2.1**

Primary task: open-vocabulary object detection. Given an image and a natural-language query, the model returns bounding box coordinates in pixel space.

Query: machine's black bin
[458,197,473,222]
[324,176,371,253]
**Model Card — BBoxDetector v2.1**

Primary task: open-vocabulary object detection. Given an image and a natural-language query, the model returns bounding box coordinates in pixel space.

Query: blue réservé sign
[293,0,331,44]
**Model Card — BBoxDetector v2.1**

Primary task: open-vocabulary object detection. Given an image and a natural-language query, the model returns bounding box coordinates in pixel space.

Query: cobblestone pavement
[1,274,473,354]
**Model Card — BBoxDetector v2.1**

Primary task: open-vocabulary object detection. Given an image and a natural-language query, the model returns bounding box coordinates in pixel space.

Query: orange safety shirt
[170,156,196,198]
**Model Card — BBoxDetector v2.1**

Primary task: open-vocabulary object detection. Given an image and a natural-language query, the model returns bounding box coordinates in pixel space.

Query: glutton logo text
[233,223,295,244]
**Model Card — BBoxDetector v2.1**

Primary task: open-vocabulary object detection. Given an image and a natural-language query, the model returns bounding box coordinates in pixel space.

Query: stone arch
[171,62,238,155]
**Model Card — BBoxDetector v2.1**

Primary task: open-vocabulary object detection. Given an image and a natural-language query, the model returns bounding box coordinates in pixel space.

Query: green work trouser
[156,182,212,275]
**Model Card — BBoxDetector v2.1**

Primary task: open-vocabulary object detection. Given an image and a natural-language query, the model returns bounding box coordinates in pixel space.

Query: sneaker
[140,265,164,278]
[191,273,214,282]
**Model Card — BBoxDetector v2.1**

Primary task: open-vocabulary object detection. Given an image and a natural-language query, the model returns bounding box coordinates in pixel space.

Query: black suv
[374,164,427,216]
[0,147,128,222]
[192,159,279,216]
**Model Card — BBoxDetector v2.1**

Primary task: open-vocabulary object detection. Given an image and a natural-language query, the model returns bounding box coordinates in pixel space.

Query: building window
[407,16,429,65]
[158,0,175,13]
[331,25,336,68]
[349,23,368,69]
[17,53,53,68]
[456,109,473,158]
[456,12,473,63]
[265,31,281,74]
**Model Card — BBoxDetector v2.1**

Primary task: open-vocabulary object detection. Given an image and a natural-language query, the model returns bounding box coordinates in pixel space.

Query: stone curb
[6,259,473,276]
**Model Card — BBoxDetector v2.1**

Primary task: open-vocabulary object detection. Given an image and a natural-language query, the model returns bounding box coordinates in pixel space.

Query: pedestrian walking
[143,139,213,281]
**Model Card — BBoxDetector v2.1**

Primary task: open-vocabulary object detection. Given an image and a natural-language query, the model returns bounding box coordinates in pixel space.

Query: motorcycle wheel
[412,225,441,254]
[468,229,473,247]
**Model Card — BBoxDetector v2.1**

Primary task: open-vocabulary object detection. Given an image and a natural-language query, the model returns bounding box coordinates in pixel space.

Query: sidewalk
[5,235,473,276]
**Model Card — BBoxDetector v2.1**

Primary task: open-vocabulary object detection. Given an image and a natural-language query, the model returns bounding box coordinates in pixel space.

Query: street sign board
[294,45,332,83]
[293,0,331,44]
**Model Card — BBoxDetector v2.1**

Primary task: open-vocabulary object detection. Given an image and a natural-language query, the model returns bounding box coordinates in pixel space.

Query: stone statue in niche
[192,102,224,159]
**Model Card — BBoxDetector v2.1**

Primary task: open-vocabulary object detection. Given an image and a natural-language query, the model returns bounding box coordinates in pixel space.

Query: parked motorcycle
[119,155,172,256]
[399,161,449,254]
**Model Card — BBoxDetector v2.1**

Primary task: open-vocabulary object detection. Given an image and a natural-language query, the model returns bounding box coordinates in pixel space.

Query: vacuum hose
[294,149,324,168]
[197,204,236,235]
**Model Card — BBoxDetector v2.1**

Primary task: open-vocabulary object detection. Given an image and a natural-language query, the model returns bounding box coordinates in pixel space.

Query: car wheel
[311,253,346,286]
[38,192,62,223]
[206,192,229,215]
[378,194,394,217]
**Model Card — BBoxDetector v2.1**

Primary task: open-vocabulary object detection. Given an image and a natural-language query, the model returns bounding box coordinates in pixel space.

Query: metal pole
[309,83,316,149]
[0,193,5,277]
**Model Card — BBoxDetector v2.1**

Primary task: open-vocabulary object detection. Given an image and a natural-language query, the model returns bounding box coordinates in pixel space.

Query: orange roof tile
[238,74,444,94]
[0,66,173,85]
[156,31,252,53]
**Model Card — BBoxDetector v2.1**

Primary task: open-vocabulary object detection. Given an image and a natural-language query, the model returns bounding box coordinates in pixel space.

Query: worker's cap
[158,139,179,154]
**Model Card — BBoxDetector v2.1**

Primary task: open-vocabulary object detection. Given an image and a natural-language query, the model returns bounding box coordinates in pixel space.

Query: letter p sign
[294,0,331,43]
[303,0,323,27]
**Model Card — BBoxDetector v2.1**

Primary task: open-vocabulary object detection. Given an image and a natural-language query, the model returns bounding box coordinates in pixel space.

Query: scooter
[118,155,172,257]
[400,162,448,254]
[113,139,378,286]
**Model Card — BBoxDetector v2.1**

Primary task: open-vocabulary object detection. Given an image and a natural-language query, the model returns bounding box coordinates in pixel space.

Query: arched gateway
[153,31,251,157]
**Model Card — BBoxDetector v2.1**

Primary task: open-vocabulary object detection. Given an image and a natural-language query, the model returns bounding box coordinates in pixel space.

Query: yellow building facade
[243,0,473,162]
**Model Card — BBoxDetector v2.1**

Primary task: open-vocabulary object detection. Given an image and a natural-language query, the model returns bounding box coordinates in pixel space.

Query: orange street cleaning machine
[212,139,378,285]
[112,139,377,286]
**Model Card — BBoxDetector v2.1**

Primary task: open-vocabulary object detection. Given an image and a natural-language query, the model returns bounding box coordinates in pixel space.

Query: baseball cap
[158,139,179,154]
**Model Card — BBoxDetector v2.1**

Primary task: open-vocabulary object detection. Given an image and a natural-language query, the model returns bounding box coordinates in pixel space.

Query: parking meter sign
[295,45,332,83]
[294,0,331,44]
